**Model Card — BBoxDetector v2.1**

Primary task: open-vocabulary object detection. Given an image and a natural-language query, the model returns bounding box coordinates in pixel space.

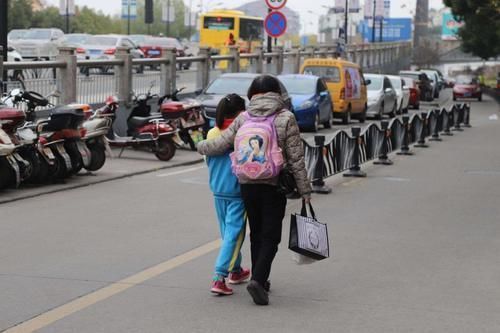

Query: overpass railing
[304,103,471,193]
[1,42,411,108]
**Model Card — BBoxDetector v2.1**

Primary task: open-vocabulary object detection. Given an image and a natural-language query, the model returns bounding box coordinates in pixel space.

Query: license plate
[148,50,160,55]
[90,50,101,55]
[56,144,73,170]
[463,92,471,97]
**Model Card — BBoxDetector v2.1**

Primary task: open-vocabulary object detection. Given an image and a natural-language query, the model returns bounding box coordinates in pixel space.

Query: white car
[78,35,145,73]
[364,73,398,119]
[387,75,410,114]
[7,46,23,62]
[9,28,64,60]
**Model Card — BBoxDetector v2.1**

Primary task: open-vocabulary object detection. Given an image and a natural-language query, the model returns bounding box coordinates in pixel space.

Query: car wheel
[342,107,351,125]
[388,103,396,118]
[358,105,367,123]
[312,113,320,132]
[453,95,457,101]
[478,94,482,102]
[415,103,420,110]
[376,103,384,120]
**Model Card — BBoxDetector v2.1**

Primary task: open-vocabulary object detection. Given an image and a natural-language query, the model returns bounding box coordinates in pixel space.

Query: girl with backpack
[198,75,312,305]
[206,94,251,296]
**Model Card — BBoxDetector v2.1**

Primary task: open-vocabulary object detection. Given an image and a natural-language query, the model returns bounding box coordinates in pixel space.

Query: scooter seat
[128,115,160,128]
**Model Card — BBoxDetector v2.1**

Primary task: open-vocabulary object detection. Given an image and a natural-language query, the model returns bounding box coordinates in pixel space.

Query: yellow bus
[199,10,264,55]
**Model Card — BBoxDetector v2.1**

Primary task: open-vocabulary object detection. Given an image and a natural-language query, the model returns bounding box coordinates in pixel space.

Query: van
[300,58,368,124]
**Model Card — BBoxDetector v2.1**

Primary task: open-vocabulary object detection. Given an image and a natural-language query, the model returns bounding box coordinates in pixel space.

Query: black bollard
[414,112,429,148]
[429,109,442,141]
[344,127,367,177]
[312,135,332,194]
[452,104,464,132]
[397,116,414,155]
[442,108,454,136]
[374,120,393,165]
[463,103,471,128]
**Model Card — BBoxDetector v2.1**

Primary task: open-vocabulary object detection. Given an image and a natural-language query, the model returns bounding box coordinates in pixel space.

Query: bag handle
[300,199,316,220]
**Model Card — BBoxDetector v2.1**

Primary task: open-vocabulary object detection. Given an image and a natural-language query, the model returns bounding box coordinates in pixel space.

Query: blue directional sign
[265,11,287,38]
[121,0,137,20]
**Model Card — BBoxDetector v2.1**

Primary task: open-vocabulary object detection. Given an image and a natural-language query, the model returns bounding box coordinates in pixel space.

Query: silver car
[79,35,145,73]
[9,28,64,60]
[364,73,397,119]
[387,75,410,114]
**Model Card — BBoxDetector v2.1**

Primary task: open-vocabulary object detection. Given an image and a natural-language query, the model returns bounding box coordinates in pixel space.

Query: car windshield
[389,78,401,89]
[8,30,27,40]
[278,77,316,95]
[365,76,383,90]
[401,73,420,81]
[86,36,118,46]
[455,76,478,85]
[130,35,147,45]
[64,35,88,44]
[23,30,52,40]
[302,66,341,83]
[205,77,255,95]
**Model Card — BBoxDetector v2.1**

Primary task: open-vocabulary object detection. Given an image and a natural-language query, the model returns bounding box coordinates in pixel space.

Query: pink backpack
[230,112,284,181]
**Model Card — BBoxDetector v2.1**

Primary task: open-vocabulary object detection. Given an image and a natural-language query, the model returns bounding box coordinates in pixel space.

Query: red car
[453,75,482,101]
[402,77,420,109]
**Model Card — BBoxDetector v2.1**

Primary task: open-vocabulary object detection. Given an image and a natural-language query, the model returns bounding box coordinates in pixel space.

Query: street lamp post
[0,0,7,83]
[372,0,376,43]
[344,0,348,45]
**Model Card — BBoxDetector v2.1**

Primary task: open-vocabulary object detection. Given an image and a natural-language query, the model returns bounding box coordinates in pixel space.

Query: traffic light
[145,0,154,24]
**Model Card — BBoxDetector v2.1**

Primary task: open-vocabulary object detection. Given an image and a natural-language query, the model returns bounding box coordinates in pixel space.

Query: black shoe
[247,280,269,305]
[264,280,271,292]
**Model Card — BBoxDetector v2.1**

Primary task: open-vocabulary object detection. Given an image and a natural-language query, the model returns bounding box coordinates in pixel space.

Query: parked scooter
[0,112,23,189]
[81,102,113,172]
[1,89,70,183]
[106,93,177,161]
[158,87,206,151]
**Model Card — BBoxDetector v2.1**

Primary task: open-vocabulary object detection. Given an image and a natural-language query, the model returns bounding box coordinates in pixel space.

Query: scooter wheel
[65,142,83,176]
[85,145,106,172]
[52,148,68,180]
[0,158,16,190]
[33,157,50,184]
[155,139,176,161]
[19,148,41,183]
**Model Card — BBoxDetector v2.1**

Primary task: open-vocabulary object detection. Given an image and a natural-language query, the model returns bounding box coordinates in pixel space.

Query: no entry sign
[265,11,287,38]
[265,0,287,10]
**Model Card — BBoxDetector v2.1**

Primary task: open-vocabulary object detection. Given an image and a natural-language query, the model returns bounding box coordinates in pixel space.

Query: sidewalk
[0,148,203,205]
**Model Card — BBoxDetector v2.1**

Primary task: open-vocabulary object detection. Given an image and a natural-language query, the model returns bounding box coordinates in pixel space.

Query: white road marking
[157,165,205,177]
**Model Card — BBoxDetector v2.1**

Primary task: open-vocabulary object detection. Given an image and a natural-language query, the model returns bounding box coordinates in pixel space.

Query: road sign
[265,0,287,10]
[265,11,287,38]
[121,0,137,20]
[59,0,75,16]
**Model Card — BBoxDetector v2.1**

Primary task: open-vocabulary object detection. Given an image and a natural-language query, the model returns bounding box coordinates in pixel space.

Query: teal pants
[213,197,246,277]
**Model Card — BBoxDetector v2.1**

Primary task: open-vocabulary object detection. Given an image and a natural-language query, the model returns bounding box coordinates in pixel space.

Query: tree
[8,0,33,30]
[443,0,500,59]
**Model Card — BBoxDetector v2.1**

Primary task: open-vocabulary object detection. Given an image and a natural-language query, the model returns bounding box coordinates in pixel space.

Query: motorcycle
[81,103,113,172]
[158,87,206,151]
[0,111,24,189]
[106,93,177,161]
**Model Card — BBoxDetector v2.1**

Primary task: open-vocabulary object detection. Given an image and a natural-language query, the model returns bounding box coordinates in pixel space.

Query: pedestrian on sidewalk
[198,75,312,305]
[206,94,251,296]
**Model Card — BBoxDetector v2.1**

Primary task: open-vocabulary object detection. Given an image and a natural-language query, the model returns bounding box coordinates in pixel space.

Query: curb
[0,158,205,205]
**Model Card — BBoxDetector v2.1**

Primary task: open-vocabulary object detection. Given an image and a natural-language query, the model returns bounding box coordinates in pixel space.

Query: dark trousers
[240,184,287,286]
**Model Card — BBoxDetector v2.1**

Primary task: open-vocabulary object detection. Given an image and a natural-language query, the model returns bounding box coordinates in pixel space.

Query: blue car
[278,74,333,132]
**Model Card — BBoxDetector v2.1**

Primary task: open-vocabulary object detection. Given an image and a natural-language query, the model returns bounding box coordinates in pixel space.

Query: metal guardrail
[1,42,412,108]
[304,103,471,193]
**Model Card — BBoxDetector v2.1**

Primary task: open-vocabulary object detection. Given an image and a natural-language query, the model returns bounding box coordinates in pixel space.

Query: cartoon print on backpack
[238,135,266,164]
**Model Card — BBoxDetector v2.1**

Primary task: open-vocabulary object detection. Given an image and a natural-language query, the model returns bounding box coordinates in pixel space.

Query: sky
[46,0,446,34]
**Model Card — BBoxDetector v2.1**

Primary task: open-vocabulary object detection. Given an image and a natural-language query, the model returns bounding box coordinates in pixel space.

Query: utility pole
[166,0,171,36]
[414,0,429,50]
[0,0,7,83]
[65,0,70,33]
[267,7,272,64]
[127,0,131,35]
[188,0,193,39]
[379,18,383,42]
[344,0,348,45]
[372,0,376,43]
